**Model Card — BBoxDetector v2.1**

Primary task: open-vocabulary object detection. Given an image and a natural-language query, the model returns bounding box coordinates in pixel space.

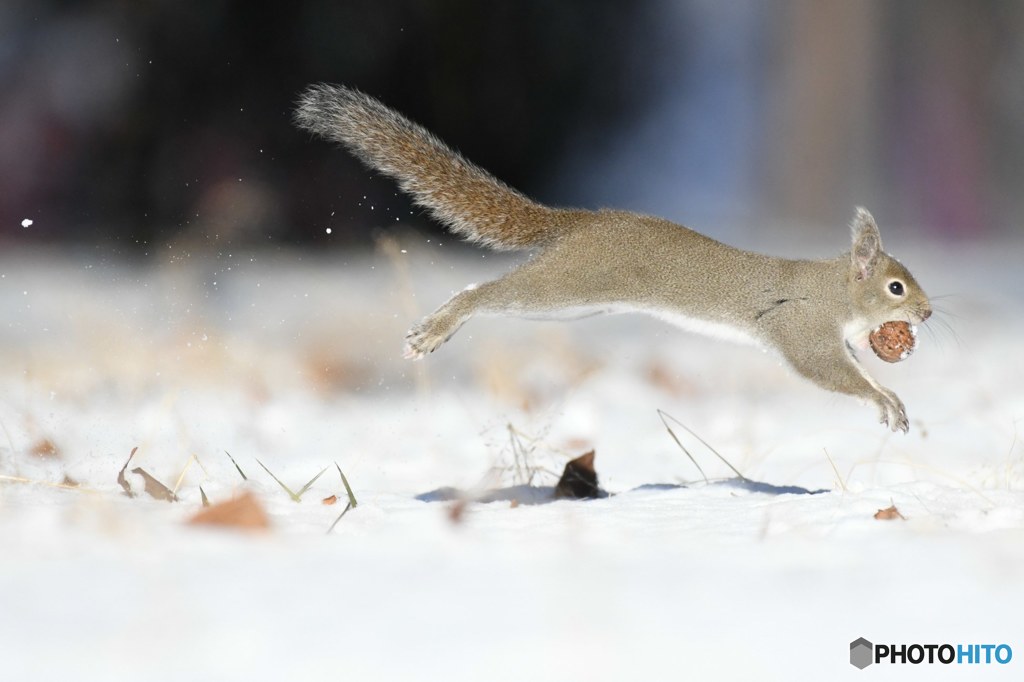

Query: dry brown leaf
[188,491,269,531]
[874,504,906,520]
[30,438,60,459]
[60,474,79,487]
[322,494,338,505]
[555,450,604,500]
[509,499,520,509]
[131,467,178,502]
[117,447,138,497]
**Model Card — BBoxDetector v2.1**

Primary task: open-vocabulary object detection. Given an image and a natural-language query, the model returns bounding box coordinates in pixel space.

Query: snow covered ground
[1,235,1022,680]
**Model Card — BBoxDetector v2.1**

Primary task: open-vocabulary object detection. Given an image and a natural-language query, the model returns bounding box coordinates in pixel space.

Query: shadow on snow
[416,477,829,506]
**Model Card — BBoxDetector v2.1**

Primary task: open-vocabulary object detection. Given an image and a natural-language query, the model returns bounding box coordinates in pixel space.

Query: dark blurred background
[1,0,1022,253]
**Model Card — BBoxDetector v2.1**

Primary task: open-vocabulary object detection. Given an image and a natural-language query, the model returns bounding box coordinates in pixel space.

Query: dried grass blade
[255,458,300,502]
[336,462,358,508]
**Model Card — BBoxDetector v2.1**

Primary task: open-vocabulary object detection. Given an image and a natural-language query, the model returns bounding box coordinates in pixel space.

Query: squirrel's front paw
[876,390,909,433]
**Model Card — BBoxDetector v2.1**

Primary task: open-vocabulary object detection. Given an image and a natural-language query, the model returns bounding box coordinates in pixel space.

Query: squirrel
[295,84,932,433]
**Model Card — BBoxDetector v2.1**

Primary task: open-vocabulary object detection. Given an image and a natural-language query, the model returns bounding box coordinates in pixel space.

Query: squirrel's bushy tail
[295,84,563,250]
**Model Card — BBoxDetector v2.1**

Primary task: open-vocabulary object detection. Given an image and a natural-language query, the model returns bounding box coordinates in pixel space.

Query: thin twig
[658,409,747,481]
[172,453,199,496]
[823,448,847,492]
[507,423,537,486]
[658,409,708,483]
[0,474,100,494]
[326,502,353,534]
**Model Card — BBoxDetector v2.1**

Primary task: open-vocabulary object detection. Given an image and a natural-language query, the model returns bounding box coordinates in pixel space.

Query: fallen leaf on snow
[322,494,338,505]
[188,491,269,531]
[117,447,138,497]
[874,505,906,520]
[131,467,178,502]
[555,450,605,500]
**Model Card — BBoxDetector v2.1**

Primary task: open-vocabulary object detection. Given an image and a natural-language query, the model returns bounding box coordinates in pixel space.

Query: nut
[869,321,917,363]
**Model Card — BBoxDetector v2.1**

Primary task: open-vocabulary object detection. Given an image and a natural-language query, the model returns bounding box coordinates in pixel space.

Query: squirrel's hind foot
[403,315,461,360]
[402,286,484,360]
[403,324,442,360]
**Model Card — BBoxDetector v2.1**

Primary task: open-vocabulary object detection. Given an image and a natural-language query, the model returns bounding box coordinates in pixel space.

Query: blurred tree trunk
[888,0,995,237]
[767,0,880,229]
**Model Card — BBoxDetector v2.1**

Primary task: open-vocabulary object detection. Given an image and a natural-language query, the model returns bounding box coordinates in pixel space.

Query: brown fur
[295,84,566,250]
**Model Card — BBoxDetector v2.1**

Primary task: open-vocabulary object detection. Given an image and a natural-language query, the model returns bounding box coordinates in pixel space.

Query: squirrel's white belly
[514,303,762,348]
[644,307,763,347]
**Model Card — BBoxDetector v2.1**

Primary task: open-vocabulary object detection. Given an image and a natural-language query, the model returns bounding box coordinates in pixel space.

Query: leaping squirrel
[295,84,932,432]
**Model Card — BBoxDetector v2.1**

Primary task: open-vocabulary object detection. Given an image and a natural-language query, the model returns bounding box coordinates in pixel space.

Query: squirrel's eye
[888,281,905,296]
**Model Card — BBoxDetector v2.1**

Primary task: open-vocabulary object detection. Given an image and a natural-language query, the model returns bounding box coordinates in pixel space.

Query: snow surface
[1,238,1023,681]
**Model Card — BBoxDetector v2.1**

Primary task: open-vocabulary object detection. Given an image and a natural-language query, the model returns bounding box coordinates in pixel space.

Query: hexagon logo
[850,637,874,669]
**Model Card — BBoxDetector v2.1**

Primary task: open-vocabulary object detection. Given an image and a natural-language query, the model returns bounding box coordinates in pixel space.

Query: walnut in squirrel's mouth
[869,321,917,363]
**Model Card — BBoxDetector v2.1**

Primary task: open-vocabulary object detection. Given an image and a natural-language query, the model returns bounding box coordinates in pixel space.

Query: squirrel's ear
[850,207,882,280]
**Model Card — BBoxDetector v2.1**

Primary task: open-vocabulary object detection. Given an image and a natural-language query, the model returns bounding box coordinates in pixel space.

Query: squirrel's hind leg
[402,257,599,359]
[403,282,496,359]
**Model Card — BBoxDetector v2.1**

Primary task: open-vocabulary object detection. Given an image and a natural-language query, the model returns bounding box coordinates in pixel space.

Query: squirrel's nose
[921,307,932,321]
